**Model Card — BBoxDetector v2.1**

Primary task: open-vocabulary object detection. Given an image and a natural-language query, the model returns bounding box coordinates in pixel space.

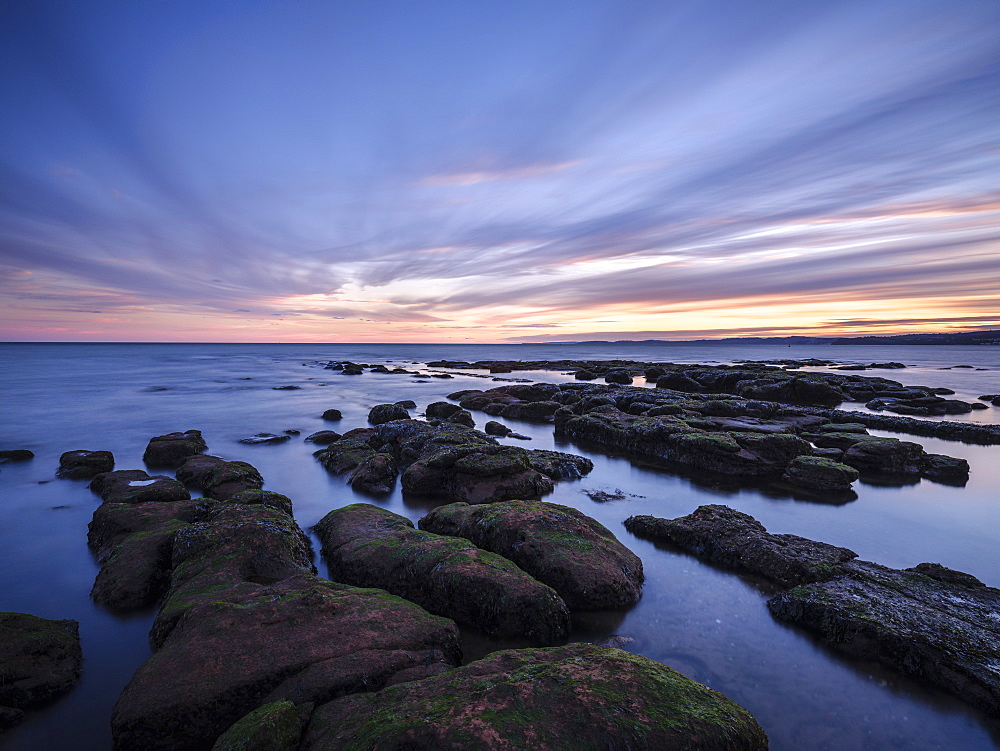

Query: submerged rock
[0,613,82,714]
[57,449,114,479]
[624,505,857,587]
[314,504,569,643]
[301,643,768,750]
[420,500,643,609]
[238,433,291,445]
[143,430,207,468]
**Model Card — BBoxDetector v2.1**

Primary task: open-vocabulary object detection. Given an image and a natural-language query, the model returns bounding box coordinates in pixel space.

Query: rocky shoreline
[3,355,997,747]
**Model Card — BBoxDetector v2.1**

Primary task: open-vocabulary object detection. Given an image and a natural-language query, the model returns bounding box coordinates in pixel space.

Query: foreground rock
[57,450,114,479]
[421,500,643,609]
[112,502,461,750]
[782,456,859,491]
[769,560,1000,716]
[143,430,207,468]
[315,504,569,644]
[301,643,768,750]
[0,613,82,727]
[213,700,305,751]
[624,505,857,587]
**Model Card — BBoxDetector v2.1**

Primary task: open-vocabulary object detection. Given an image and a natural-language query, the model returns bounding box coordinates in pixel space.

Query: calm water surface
[1,342,999,750]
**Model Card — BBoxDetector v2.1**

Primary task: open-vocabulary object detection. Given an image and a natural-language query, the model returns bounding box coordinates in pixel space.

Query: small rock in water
[0,449,35,463]
[321,408,343,421]
[272,385,301,390]
[238,433,292,445]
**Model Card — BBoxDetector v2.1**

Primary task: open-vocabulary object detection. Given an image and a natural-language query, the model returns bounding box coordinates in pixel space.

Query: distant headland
[531,330,1000,346]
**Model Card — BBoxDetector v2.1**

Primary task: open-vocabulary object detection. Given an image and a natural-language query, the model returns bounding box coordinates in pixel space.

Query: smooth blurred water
[1,342,999,750]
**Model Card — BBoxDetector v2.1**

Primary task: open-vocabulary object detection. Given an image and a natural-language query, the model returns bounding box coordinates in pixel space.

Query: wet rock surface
[212,699,306,751]
[769,560,1000,716]
[314,504,570,643]
[625,505,858,587]
[0,612,82,722]
[0,449,34,463]
[368,403,411,425]
[142,430,207,468]
[238,433,291,445]
[782,455,859,491]
[420,500,643,609]
[57,449,114,479]
[301,643,768,750]
[90,470,190,504]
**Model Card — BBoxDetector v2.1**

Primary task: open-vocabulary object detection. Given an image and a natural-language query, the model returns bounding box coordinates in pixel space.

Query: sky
[1,0,998,343]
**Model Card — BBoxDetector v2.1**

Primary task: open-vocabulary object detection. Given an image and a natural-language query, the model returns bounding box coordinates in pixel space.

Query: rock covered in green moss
[768,560,1000,715]
[314,504,569,644]
[625,505,857,587]
[212,700,307,751]
[142,430,208,468]
[420,500,643,609]
[782,455,859,491]
[57,449,114,479]
[301,643,768,750]
[202,461,264,500]
[347,452,397,494]
[525,449,594,480]
[368,403,411,425]
[0,613,82,712]
[91,520,188,610]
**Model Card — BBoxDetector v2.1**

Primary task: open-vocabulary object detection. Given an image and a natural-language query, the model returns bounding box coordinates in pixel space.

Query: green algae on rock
[300,643,768,750]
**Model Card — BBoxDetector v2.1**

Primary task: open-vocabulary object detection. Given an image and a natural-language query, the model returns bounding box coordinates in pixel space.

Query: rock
[315,504,569,643]
[921,454,970,485]
[0,613,82,709]
[444,409,475,428]
[303,430,341,445]
[201,461,265,500]
[0,449,34,463]
[426,400,462,419]
[225,490,294,516]
[768,560,1000,715]
[321,409,343,421]
[368,403,411,425]
[525,449,594,480]
[395,399,417,409]
[283,429,300,435]
[213,700,305,751]
[905,562,985,588]
[90,470,190,504]
[603,369,634,385]
[176,454,226,488]
[0,707,24,730]
[574,369,596,380]
[484,421,511,436]
[56,449,114,479]
[91,522,186,610]
[238,433,292,445]
[421,500,643,609]
[143,430,208,469]
[112,502,461,750]
[499,400,562,422]
[301,643,768,750]
[782,456,859,491]
[88,500,206,559]
[841,436,926,475]
[347,453,397,494]
[821,409,1000,445]
[314,429,377,474]
[656,372,701,391]
[272,385,301,391]
[625,505,857,587]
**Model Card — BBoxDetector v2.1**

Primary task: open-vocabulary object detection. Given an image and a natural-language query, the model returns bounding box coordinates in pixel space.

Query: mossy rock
[301,643,768,750]
[0,613,82,709]
[213,700,306,751]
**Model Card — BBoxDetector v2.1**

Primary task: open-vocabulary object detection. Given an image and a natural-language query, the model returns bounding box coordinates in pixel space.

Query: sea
[1,342,999,750]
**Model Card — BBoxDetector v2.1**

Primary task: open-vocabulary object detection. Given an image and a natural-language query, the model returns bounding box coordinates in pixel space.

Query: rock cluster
[627,505,1000,716]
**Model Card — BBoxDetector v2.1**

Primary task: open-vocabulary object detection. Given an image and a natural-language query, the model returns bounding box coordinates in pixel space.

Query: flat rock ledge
[314,504,570,644]
[0,612,82,729]
[299,643,768,750]
[625,505,1000,716]
[111,502,460,750]
[624,505,857,588]
[420,500,644,609]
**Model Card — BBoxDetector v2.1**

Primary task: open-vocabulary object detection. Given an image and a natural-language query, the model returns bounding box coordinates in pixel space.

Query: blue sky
[1,0,998,341]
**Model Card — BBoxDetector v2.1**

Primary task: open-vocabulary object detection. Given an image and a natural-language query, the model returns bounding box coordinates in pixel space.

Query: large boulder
[768,560,1000,715]
[143,430,207,468]
[0,613,82,720]
[57,449,114,479]
[301,643,768,750]
[841,436,927,475]
[402,445,555,504]
[624,505,857,587]
[420,501,643,609]
[213,700,305,751]
[314,504,569,644]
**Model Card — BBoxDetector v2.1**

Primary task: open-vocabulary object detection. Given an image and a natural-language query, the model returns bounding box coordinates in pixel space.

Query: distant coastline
[528,330,1000,346]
